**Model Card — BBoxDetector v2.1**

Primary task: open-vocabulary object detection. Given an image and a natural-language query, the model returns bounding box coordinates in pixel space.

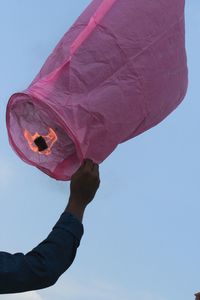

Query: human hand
[69,159,100,208]
[65,159,100,222]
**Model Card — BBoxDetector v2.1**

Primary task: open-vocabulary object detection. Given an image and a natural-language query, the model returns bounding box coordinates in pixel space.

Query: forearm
[65,197,86,223]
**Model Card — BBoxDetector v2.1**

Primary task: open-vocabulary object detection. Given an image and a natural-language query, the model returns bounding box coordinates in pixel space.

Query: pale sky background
[0,1,199,300]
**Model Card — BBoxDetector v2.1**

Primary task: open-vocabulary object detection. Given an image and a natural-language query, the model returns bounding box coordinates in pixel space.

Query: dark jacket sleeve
[0,211,84,294]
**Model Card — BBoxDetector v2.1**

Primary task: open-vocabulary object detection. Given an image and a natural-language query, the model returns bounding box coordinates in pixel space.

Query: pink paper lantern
[6,0,188,180]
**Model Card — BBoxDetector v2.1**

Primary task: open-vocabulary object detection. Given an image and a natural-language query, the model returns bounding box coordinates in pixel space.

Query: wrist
[65,199,86,223]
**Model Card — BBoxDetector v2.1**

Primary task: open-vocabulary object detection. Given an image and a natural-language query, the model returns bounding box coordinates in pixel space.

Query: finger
[93,164,99,174]
[84,158,94,164]
[84,159,94,170]
[75,160,87,173]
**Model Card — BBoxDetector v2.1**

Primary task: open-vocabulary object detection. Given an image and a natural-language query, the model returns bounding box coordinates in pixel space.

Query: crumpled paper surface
[6,0,188,180]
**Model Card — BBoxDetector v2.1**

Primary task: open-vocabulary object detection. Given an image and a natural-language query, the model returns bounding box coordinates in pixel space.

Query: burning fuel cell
[34,136,48,152]
[24,127,58,155]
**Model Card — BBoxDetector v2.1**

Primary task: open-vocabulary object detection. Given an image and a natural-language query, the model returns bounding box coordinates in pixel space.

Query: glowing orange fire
[24,127,58,155]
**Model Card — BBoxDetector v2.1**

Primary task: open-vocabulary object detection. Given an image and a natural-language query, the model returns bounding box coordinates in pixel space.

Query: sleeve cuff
[52,211,84,247]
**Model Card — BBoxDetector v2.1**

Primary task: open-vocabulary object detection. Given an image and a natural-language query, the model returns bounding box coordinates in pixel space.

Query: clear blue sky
[0,1,199,300]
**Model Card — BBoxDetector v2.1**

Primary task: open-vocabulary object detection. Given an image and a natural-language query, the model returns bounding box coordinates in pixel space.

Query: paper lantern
[6,0,188,180]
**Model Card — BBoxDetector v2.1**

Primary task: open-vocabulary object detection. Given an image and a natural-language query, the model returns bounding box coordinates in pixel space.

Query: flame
[24,127,58,155]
